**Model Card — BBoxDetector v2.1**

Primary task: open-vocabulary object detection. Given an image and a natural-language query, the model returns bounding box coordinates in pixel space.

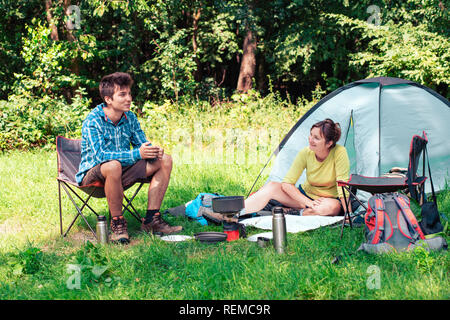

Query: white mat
[240,215,344,233]
[160,235,194,242]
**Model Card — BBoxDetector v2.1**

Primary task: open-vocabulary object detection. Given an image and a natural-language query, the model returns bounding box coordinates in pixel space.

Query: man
[76,72,182,243]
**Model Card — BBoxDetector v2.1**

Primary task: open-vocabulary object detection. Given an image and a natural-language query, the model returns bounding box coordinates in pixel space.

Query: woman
[244,118,350,216]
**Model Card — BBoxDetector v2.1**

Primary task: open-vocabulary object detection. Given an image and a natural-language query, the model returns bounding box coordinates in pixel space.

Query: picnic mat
[240,215,344,233]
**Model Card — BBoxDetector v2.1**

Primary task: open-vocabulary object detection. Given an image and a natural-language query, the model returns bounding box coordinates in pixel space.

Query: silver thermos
[272,207,287,253]
[96,215,109,244]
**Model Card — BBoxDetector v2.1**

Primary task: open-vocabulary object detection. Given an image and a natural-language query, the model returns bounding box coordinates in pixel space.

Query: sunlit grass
[0,150,448,300]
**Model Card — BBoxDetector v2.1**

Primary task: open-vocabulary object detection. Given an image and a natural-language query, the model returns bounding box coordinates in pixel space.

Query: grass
[0,149,449,300]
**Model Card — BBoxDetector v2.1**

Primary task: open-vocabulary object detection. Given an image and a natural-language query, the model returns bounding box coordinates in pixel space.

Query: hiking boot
[199,206,238,224]
[110,216,130,244]
[141,214,183,235]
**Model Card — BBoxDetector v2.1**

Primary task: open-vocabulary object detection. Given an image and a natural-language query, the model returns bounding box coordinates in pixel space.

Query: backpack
[185,193,224,226]
[358,192,447,254]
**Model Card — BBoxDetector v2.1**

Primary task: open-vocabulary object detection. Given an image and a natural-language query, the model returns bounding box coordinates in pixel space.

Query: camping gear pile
[246,77,449,254]
[167,196,247,243]
[251,77,450,200]
[160,77,449,253]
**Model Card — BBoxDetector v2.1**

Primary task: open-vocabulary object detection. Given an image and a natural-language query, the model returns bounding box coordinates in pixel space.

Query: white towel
[240,215,344,233]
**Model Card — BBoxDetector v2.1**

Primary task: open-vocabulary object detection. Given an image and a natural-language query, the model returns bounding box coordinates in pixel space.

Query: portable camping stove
[212,196,245,241]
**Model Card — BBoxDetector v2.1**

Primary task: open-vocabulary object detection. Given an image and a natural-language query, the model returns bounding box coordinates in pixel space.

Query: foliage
[7,243,43,276]
[412,246,436,274]
[0,0,448,150]
[0,89,90,150]
[328,13,450,92]
[0,150,448,299]
[69,241,118,288]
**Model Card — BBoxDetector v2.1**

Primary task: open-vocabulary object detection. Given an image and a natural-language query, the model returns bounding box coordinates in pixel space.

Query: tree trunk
[45,0,59,41]
[257,52,266,93]
[236,28,256,93]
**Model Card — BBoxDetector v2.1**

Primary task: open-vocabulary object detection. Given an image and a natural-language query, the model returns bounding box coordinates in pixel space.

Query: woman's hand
[311,197,326,208]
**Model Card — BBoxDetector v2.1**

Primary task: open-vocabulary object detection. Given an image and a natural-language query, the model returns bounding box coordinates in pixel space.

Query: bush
[0,81,324,152]
[138,85,323,157]
[0,89,90,151]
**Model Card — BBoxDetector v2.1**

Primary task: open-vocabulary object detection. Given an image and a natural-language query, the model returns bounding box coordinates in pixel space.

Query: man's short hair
[99,72,134,101]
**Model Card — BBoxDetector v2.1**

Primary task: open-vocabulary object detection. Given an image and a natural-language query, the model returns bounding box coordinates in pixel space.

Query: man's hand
[139,142,164,160]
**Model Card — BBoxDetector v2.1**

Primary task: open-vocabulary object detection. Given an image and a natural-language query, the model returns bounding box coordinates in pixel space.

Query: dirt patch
[58,230,147,248]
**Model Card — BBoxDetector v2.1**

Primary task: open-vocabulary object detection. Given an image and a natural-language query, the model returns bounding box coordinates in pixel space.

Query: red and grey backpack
[359,192,447,254]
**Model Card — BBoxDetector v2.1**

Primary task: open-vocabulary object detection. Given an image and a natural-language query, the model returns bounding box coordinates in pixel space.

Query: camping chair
[56,136,151,238]
[337,132,430,238]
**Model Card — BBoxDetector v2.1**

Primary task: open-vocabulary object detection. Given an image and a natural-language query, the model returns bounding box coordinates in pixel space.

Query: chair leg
[64,183,100,218]
[340,186,353,239]
[59,182,98,238]
[122,183,144,223]
[59,180,63,236]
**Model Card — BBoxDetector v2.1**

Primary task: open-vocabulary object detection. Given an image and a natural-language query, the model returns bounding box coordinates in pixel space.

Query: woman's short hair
[99,72,133,101]
[311,118,341,148]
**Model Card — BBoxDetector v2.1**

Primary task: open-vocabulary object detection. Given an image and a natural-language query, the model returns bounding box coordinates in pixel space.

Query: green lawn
[0,150,448,300]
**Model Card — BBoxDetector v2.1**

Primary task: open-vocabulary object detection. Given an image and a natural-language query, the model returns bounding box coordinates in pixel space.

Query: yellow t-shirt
[282,144,350,199]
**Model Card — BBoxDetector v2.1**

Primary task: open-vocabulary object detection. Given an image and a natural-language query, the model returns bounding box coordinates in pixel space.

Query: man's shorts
[81,159,149,188]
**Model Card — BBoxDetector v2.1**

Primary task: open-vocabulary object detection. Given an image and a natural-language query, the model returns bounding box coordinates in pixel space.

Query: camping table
[337,174,410,238]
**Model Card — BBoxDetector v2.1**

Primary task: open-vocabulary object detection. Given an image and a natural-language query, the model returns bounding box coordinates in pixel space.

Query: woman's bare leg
[303,198,342,216]
[244,181,305,213]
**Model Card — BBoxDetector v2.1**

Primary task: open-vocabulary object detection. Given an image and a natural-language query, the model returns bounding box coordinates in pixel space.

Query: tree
[236,27,257,92]
[45,0,59,40]
[236,1,257,93]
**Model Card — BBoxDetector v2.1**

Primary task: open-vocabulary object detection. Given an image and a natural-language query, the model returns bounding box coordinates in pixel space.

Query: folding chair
[56,136,151,238]
[337,132,430,238]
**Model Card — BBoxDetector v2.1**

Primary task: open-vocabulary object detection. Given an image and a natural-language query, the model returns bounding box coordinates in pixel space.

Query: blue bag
[185,193,224,226]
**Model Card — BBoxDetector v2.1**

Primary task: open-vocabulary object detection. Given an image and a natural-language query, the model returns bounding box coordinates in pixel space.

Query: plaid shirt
[76,103,149,184]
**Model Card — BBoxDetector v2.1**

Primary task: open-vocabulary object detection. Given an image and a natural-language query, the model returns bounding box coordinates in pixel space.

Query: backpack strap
[424,146,437,204]
[394,195,426,240]
[371,196,385,244]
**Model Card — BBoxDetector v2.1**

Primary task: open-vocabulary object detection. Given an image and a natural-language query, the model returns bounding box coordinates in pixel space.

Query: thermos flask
[96,215,109,244]
[272,207,287,253]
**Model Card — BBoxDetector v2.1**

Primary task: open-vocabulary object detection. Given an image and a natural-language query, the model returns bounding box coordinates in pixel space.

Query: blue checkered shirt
[75,103,149,185]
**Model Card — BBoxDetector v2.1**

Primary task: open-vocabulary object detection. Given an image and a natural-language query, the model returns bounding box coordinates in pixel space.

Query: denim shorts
[298,184,313,200]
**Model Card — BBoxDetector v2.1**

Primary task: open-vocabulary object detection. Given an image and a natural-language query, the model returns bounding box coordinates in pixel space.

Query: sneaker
[141,214,183,235]
[351,214,365,227]
[284,208,303,216]
[110,216,130,243]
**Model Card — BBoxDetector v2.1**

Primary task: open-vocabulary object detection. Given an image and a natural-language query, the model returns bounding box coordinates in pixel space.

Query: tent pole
[246,151,276,198]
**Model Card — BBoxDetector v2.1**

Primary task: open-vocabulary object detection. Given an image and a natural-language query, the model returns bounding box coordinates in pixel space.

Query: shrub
[0,89,90,151]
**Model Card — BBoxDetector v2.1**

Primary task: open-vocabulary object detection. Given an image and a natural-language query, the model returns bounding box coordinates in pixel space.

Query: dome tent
[252,77,450,199]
